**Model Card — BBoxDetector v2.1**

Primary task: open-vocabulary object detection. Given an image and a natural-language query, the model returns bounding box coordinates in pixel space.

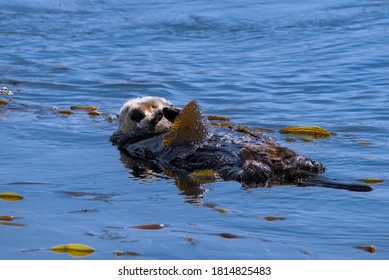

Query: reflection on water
[1,0,389,259]
[119,148,209,202]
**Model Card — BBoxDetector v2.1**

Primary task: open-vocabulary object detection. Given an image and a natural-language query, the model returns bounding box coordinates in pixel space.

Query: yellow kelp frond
[191,169,219,177]
[70,105,98,111]
[87,111,104,116]
[279,126,331,138]
[207,115,230,121]
[134,223,165,230]
[162,100,212,147]
[0,192,24,202]
[360,178,384,184]
[353,245,376,254]
[235,125,263,139]
[50,243,95,257]
[0,215,14,221]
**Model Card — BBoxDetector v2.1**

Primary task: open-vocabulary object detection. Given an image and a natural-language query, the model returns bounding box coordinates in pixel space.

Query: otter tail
[297,176,373,192]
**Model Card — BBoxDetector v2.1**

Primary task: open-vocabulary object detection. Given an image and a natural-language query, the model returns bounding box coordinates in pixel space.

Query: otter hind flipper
[162,100,212,148]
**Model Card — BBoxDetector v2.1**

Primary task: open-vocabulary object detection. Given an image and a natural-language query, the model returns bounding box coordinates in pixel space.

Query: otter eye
[130,109,146,122]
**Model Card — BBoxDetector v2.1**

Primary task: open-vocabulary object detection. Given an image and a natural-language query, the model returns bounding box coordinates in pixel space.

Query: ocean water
[1,0,388,259]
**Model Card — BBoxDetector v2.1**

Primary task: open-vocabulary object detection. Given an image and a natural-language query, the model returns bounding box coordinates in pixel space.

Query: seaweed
[279,126,331,138]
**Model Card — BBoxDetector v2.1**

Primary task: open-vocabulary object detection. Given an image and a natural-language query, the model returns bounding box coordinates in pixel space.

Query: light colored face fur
[118,96,173,134]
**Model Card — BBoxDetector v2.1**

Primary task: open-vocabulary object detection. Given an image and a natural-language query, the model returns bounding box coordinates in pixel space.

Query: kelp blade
[162,100,212,147]
[354,245,376,254]
[0,215,14,221]
[360,178,384,184]
[279,126,331,138]
[70,105,98,111]
[88,111,104,116]
[191,169,218,177]
[134,223,165,230]
[0,192,24,202]
[50,243,95,257]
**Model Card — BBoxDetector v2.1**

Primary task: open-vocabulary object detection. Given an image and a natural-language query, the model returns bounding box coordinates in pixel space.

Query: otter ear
[163,106,181,123]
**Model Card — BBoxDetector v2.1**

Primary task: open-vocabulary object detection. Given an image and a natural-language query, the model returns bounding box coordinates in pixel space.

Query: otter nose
[130,109,146,122]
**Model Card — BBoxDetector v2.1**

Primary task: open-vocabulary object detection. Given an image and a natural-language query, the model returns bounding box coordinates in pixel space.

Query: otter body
[111,97,372,192]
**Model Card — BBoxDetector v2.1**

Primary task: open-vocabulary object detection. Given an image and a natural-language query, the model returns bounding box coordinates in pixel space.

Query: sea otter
[110,96,372,192]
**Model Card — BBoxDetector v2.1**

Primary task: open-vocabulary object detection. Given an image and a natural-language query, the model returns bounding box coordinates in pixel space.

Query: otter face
[117,96,174,134]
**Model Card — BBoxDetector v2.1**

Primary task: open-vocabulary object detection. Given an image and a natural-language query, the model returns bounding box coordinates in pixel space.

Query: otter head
[117,96,175,135]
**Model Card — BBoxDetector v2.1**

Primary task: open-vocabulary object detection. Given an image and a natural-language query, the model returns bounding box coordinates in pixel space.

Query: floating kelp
[285,137,297,142]
[191,169,218,178]
[263,216,286,222]
[133,223,165,230]
[0,215,14,221]
[219,123,234,129]
[0,192,24,202]
[186,237,199,245]
[301,137,315,142]
[70,105,98,111]
[50,243,95,257]
[59,109,73,115]
[114,250,141,256]
[235,125,262,139]
[279,126,331,138]
[215,207,229,214]
[0,99,7,106]
[88,111,104,116]
[360,178,384,184]
[207,115,231,121]
[353,245,376,254]
[216,233,241,239]
[189,169,219,184]
[211,122,234,129]
[235,125,249,133]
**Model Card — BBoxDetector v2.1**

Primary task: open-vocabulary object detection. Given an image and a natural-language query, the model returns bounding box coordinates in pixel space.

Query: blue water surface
[1,0,389,259]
